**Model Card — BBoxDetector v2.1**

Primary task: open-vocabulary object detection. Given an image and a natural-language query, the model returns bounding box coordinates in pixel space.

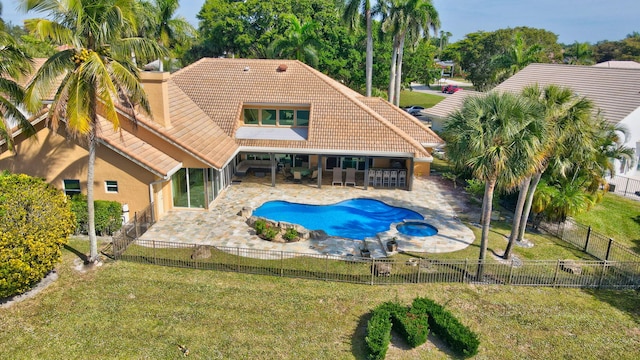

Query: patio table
[290,167,311,177]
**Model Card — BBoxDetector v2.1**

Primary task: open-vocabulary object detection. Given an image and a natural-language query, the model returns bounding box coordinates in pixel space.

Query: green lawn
[1,238,638,360]
[398,90,445,109]
[572,193,640,253]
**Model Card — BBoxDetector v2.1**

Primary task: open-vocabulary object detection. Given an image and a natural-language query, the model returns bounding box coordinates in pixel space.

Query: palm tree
[20,0,163,263]
[0,25,35,150]
[381,0,439,106]
[493,32,542,83]
[444,92,545,277]
[343,0,373,96]
[138,0,196,71]
[268,15,319,67]
[567,41,593,65]
[511,85,598,246]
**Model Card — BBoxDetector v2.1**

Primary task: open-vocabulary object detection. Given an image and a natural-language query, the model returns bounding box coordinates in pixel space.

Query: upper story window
[243,105,310,127]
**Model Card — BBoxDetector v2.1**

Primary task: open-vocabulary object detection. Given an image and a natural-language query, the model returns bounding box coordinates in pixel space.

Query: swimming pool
[252,198,423,240]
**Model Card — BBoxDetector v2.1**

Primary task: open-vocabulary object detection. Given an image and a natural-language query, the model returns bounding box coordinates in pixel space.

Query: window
[242,105,310,127]
[63,179,81,197]
[105,180,118,193]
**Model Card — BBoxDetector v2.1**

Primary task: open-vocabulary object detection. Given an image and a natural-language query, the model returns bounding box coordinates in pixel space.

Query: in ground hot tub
[396,221,438,237]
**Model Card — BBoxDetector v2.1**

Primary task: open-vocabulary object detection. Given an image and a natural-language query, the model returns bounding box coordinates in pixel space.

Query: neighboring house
[593,61,640,69]
[0,58,443,220]
[421,90,481,132]
[422,63,640,177]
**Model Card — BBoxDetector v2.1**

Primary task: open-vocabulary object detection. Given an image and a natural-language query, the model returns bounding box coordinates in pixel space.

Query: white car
[404,105,425,116]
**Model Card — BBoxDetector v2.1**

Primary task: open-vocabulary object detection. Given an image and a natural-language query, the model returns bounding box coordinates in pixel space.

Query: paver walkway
[140,176,475,258]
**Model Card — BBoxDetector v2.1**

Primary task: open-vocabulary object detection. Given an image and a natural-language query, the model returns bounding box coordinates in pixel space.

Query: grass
[398,90,445,109]
[572,193,640,253]
[1,238,638,360]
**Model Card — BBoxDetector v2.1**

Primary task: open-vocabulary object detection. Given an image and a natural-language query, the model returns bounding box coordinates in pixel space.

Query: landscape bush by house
[70,195,122,236]
[0,173,75,298]
[412,297,480,358]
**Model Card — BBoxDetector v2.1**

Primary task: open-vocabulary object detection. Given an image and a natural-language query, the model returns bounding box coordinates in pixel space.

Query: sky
[3,0,639,45]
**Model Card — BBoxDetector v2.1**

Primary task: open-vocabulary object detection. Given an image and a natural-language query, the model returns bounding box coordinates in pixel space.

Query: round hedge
[0,173,75,298]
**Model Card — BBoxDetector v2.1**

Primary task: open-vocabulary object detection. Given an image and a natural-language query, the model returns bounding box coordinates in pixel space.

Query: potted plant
[360,242,371,258]
[387,237,398,252]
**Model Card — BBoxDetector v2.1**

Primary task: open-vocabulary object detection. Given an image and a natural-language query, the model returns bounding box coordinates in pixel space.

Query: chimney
[277,64,288,72]
[139,71,171,128]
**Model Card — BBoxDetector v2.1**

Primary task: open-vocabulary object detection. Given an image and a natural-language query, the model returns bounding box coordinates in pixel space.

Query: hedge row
[365,302,429,359]
[412,297,480,358]
[70,194,122,236]
[365,305,392,360]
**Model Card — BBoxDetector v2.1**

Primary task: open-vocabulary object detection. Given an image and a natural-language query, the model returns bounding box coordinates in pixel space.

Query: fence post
[280,251,284,277]
[463,259,469,284]
[153,240,157,265]
[324,254,329,281]
[598,261,608,289]
[605,238,613,261]
[508,259,514,285]
[624,177,630,196]
[134,212,139,239]
[553,260,561,288]
[415,260,421,284]
[193,244,198,269]
[370,258,375,285]
[584,226,591,253]
[236,247,240,272]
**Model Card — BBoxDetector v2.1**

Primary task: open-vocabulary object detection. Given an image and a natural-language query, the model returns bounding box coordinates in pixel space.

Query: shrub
[365,306,392,360]
[262,225,278,240]
[70,195,122,236]
[283,228,298,241]
[465,178,485,198]
[254,219,266,235]
[412,297,480,358]
[0,173,75,298]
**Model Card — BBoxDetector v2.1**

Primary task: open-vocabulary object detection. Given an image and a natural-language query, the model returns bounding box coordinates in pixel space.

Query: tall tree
[343,0,373,96]
[0,24,35,150]
[21,0,163,263]
[268,15,319,66]
[566,41,593,65]
[444,92,544,276]
[492,32,542,83]
[139,0,196,70]
[381,0,439,106]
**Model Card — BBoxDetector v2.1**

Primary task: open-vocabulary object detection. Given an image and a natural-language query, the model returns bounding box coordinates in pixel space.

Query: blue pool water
[396,221,438,237]
[252,198,423,240]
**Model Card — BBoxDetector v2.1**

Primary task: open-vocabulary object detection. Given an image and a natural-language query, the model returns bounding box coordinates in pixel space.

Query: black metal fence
[111,204,155,258]
[110,238,639,289]
[607,175,640,199]
[538,218,640,263]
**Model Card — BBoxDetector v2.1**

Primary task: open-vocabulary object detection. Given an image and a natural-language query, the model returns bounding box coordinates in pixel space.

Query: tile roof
[593,61,640,69]
[96,116,182,178]
[171,58,433,158]
[421,90,482,119]
[494,63,640,124]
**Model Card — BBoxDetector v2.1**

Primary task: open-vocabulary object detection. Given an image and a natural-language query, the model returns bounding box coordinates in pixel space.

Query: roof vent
[277,64,288,72]
[243,66,250,72]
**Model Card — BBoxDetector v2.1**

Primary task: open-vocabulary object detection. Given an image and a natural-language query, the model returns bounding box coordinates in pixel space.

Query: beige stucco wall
[0,122,155,216]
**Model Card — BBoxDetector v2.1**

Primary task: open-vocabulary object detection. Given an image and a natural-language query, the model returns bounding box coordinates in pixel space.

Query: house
[422,63,640,177]
[0,58,443,221]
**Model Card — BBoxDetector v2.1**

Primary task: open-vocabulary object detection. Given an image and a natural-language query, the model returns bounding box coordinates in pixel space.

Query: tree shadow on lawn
[582,288,640,323]
[63,243,88,263]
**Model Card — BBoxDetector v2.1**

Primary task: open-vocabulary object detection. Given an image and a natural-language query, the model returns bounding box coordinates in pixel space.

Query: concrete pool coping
[139,176,476,259]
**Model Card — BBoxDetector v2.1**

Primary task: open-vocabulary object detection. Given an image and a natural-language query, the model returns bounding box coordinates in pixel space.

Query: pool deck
[139,176,475,258]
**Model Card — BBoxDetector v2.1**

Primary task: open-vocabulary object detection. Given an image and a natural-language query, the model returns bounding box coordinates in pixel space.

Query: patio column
[270,153,276,187]
[317,155,323,188]
[364,156,369,190]
[408,157,414,191]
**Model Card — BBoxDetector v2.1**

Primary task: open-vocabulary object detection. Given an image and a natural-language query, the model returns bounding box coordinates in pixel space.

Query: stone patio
[139,175,475,258]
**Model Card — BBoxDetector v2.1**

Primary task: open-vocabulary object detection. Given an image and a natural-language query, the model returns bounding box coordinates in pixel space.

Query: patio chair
[332,168,343,186]
[308,169,318,183]
[389,170,398,187]
[398,170,406,187]
[280,167,293,181]
[382,170,391,187]
[345,168,356,186]
[374,170,383,187]
[368,170,376,186]
[293,171,302,183]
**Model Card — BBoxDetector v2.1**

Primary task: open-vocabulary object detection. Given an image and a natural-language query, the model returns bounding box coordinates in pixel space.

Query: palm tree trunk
[388,39,398,103]
[365,8,373,97]
[394,34,405,106]
[504,176,531,259]
[87,125,98,262]
[478,177,497,279]
[517,171,543,242]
